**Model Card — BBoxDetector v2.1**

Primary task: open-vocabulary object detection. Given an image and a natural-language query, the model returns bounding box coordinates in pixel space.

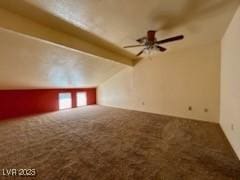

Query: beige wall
[98,42,220,123]
[220,6,240,159]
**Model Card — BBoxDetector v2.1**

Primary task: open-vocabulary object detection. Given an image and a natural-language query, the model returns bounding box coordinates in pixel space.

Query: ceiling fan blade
[123,44,145,48]
[136,37,147,44]
[136,49,145,56]
[156,45,167,52]
[156,35,184,44]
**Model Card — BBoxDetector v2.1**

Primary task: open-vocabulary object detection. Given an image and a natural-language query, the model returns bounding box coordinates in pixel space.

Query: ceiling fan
[123,30,184,56]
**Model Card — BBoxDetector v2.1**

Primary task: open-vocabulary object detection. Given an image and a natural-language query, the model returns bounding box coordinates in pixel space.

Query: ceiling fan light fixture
[123,31,184,57]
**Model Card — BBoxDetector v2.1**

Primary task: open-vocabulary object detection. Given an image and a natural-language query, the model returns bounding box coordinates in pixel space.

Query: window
[77,92,87,107]
[59,93,72,110]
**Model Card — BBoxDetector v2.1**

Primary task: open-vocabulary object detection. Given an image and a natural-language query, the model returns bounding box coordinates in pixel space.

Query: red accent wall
[0,88,96,120]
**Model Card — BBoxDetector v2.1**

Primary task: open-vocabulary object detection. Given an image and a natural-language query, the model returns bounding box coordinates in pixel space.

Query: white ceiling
[0,28,125,89]
[25,0,240,55]
[0,0,239,89]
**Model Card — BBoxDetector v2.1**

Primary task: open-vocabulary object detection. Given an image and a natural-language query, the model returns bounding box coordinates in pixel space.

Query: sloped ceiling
[0,0,239,89]
[24,0,240,54]
[0,28,126,89]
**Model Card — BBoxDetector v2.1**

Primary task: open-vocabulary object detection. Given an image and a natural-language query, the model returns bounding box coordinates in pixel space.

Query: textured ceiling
[0,0,239,89]
[24,0,240,55]
[0,28,125,89]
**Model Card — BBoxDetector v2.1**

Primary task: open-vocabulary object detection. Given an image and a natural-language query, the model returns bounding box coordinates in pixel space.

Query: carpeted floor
[0,105,239,180]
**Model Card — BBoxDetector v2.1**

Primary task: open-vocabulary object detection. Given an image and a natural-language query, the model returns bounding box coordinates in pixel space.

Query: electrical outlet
[188,106,192,111]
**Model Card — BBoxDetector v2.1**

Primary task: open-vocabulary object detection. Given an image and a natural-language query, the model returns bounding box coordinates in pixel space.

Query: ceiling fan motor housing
[147,30,156,42]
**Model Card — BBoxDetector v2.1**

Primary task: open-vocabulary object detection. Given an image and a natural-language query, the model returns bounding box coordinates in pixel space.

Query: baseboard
[98,103,219,124]
[220,122,240,160]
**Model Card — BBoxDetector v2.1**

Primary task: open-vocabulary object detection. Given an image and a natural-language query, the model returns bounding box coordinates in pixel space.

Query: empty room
[0,0,240,179]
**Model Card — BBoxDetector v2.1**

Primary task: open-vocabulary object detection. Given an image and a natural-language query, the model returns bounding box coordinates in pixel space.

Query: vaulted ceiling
[0,0,239,89]
[25,0,239,54]
[0,28,125,89]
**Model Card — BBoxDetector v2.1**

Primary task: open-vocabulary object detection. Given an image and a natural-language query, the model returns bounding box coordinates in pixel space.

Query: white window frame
[58,93,72,110]
[77,92,87,107]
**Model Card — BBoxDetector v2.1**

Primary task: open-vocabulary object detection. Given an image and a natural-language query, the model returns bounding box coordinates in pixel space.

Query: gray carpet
[0,105,239,180]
